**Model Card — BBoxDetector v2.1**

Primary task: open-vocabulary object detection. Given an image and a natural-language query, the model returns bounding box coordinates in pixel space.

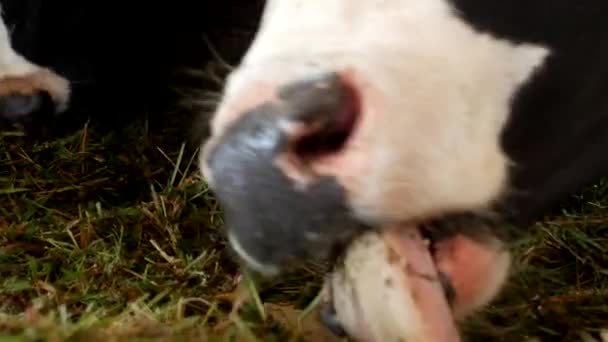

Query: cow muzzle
[202,71,366,275]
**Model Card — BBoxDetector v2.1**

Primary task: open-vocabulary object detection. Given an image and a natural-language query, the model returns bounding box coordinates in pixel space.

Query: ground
[1,41,608,342]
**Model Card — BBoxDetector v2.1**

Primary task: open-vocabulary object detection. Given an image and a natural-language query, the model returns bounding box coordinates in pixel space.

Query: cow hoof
[0,68,70,123]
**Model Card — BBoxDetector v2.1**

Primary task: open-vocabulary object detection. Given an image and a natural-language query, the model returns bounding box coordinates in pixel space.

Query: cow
[199,0,608,339]
[0,2,69,134]
[0,1,261,138]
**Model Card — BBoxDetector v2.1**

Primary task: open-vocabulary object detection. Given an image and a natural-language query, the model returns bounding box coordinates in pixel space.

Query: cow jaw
[324,227,460,342]
[322,223,511,341]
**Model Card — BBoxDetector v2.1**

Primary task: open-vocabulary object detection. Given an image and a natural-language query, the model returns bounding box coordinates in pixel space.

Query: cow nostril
[294,87,360,160]
[278,72,362,162]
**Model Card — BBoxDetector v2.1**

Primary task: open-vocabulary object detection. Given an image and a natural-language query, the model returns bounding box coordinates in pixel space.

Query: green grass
[1,53,608,342]
[0,112,333,341]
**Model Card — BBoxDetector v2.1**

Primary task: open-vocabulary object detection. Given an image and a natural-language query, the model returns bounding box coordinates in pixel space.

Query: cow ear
[503,43,549,91]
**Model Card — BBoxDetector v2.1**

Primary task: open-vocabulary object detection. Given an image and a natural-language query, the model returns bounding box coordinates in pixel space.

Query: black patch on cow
[448,0,608,229]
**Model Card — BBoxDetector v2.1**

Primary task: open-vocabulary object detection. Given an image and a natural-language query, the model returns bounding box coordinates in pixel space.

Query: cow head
[198,0,554,335]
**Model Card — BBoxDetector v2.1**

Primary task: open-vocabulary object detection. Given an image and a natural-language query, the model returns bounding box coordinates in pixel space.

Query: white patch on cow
[0,6,70,112]
[0,9,37,77]
[203,0,551,227]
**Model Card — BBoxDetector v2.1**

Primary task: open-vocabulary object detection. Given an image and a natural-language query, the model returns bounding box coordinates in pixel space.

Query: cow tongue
[383,226,461,341]
[325,224,461,342]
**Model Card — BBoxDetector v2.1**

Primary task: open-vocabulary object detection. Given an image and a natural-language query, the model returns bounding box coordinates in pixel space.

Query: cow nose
[203,71,365,275]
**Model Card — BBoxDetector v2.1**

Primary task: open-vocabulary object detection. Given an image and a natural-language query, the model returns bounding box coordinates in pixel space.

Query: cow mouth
[380,224,463,340]
[322,220,484,341]
[381,222,460,303]
[274,73,466,336]
[419,225,457,301]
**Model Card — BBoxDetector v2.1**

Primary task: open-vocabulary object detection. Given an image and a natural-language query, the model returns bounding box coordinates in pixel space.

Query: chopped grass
[2,32,608,342]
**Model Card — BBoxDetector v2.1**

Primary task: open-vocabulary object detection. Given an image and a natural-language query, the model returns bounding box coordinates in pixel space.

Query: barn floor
[1,39,608,342]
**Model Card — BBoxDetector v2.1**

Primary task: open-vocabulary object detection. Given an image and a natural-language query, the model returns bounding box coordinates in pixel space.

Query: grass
[1,41,608,342]
[0,107,330,341]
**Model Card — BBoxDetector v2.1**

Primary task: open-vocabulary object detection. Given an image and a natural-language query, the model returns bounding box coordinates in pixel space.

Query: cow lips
[323,225,461,342]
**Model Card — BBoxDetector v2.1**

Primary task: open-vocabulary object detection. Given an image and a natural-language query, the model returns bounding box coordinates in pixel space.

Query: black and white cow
[199,0,608,339]
[0,2,69,134]
[0,1,261,138]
